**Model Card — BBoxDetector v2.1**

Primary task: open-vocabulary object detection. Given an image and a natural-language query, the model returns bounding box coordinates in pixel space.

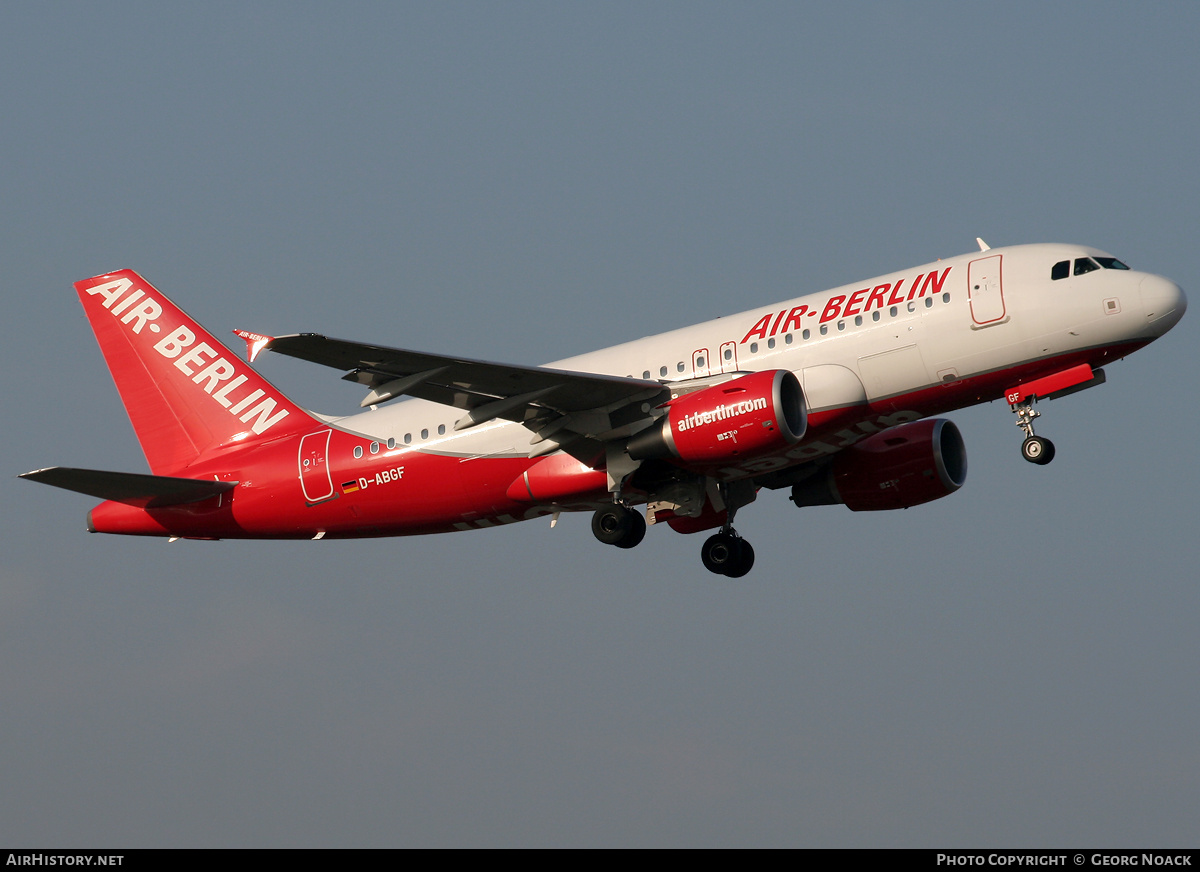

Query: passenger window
[676,361,685,372]
[1074,257,1100,276]
[942,292,950,303]
[925,297,933,308]
[785,333,793,344]
[750,343,758,353]
[801,329,809,340]
[438,424,446,435]
[889,306,898,317]
[1051,260,1070,280]
[660,366,668,377]
[421,429,428,440]
[370,442,379,454]
[387,437,396,449]
[404,433,412,444]
[723,349,732,360]
[353,446,363,459]
[767,338,775,349]
[642,370,651,379]
[819,324,828,335]
[872,311,880,321]
[854,315,863,326]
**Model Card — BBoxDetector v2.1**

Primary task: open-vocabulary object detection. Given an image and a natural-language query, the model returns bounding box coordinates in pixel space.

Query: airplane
[20,240,1186,577]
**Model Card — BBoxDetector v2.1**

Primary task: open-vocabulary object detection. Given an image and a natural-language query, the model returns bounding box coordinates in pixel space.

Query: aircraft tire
[592,505,642,547]
[614,508,646,549]
[724,539,755,578]
[1021,436,1056,465]
[702,532,744,576]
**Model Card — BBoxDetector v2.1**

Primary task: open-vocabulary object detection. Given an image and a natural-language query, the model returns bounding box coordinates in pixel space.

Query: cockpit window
[1055,256,1131,281]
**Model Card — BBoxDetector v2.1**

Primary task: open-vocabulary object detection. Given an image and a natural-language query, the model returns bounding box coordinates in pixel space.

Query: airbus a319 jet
[21,240,1186,577]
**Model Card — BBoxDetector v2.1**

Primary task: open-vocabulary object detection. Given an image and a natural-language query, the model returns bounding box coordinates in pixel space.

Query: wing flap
[20,467,236,508]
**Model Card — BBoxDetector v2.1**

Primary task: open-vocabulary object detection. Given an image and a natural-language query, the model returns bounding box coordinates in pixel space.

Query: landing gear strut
[591,503,646,549]
[1012,400,1055,465]
[698,481,757,578]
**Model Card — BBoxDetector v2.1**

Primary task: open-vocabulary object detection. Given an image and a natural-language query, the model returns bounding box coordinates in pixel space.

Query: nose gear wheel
[1012,400,1056,465]
[1021,435,1056,465]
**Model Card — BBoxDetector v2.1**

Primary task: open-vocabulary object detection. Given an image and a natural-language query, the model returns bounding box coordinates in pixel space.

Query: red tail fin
[76,270,315,474]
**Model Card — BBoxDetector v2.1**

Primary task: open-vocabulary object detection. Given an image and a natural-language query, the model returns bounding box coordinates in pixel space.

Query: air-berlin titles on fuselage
[740,266,953,343]
[84,278,290,436]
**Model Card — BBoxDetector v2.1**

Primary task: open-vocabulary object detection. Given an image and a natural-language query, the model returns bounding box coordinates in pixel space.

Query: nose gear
[1012,400,1055,465]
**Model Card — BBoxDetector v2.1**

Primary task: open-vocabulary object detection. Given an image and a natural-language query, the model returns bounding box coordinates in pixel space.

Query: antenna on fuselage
[976,237,990,251]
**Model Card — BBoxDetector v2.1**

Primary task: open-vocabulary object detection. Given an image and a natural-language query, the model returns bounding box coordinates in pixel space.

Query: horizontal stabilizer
[20,467,236,508]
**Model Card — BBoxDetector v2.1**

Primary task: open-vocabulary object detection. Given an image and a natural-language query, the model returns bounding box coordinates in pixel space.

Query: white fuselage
[326,243,1182,471]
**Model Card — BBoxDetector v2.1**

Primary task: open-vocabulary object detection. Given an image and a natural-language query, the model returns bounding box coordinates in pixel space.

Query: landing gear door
[299,429,336,504]
[968,254,1008,326]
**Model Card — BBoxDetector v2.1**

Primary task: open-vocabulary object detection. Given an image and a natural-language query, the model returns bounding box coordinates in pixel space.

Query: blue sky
[2,2,1197,846]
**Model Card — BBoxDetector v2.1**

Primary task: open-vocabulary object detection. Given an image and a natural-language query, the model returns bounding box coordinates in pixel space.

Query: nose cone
[1139,274,1187,335]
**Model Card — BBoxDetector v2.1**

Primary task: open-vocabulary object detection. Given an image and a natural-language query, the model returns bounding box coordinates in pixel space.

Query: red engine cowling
[791,418,967,512]
[627,369,806,465]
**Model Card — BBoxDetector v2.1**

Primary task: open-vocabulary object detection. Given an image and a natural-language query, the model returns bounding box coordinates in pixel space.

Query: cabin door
[299,429,335,504]
[967,255,1007,326]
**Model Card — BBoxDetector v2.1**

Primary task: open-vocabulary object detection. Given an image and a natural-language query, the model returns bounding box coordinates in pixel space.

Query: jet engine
[790,418,967,512]
[627,369,806,465]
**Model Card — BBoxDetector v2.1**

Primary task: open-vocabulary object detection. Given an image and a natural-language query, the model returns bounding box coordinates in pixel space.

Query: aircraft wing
[260,333,669,451]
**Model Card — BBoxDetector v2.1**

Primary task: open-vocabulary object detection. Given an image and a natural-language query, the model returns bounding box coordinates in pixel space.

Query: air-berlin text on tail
[675,397,769,432]
[83,277,290,435]
[740,267,953,344]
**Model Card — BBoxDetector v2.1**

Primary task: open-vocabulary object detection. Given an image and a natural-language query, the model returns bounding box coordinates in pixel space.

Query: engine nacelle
[791,418,967,512]
[627,369,806,465]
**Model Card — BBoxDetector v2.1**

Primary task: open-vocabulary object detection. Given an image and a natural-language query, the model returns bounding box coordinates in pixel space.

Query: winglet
[232,329,274,363]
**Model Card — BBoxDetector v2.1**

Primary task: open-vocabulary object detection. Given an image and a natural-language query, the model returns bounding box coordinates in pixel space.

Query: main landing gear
[701,531,755,578]
[590,502,757,578]
[699,480,757,578]
[1012,400,1056,465]
[590,503,646,549]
